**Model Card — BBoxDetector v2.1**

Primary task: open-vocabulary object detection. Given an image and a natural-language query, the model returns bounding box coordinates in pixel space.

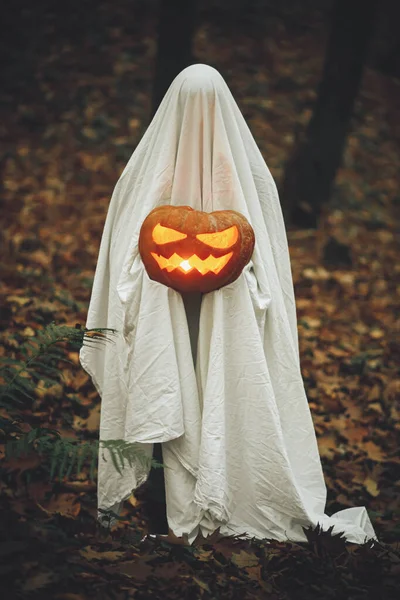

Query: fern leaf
[76,442,89,473]
[90,443,98,480]
[108,446,123,476]
[50,440,63,479]
[65,444,79,479]
[58,442,70,480]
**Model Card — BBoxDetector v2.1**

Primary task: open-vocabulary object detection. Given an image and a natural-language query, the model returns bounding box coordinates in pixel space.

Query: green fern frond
[5,429,163,480]
[0,323,116,413]
[100,439,163,476]
[0,389,28,408]
[0,324,155,485]
[65,443,79,479]
[0,358,21,367]
[49,439,65,479]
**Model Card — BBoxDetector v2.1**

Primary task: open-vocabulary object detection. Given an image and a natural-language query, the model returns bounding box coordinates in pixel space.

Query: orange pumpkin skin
[139,205,255,293]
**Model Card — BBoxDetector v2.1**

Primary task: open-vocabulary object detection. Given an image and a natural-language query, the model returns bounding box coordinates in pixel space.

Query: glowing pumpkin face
[139,205,255,293]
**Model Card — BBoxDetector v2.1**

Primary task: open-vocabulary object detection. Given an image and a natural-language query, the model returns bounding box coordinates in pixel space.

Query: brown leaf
[366,402,383,415]
[302,316,321,328]
[364,476,380,497]
[60,481,96,493]
[30,250,52,268]
[22,571,56,592]
[231,549,259,568]
[110,559,153,580]
[362,441,386,462]
[85,404,101,432]
[328,346,350,357]
[342,425,369,444]
[367,384,381,402]
[6,295,32,306]
[80,546,126,562]
[38,493,81,518]
[317,433,337,459]
[152,561,188,579]
[4,451,42,474]
[192,576,211,593]
[195,549,214,562]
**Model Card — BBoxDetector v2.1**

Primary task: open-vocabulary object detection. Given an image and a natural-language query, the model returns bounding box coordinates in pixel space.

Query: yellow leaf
[303,316,321,329]
[23,326,35,337]
[377,230,393,243]
[192,576,211,592]
[82,127,96,139]
[328,346,350,357]
[129,118,140,130]
[317,433,337,459]
[333,272,355,286]
[67,351,80,365]
[367,384,381,402]
[115,136,129,145]
[364,477,380,497]
[370,329,385,339]
[128,494,139,507]
[30,250,52,268]
[231,550,259,568]
[195,549,214,562]
[362,441,385,462]
[86,404,101,432]
[6,295,31,306]
[353,322,369,335]
[367,402,383,415]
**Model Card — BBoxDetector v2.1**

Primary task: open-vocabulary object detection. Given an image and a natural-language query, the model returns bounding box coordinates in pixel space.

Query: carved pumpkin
[138,205,255,293]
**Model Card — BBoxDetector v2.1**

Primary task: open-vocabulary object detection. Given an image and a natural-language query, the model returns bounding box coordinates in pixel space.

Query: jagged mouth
[151,252,233,275]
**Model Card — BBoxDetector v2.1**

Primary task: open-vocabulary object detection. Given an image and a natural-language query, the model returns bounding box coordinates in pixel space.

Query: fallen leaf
[85,404,101,432]
[22,571,56,592]
[23,326,36,336]
[80,545,126,562]
[231,549,259,568]
[3,451,42,474]
[192,576,211,593]
[317,433,337,459]
[367,402,383,415]
[369,328,385,339]
[362,441,386,462]
[38,493,81,518]
[111,559,153,580]
[6,295,32,306]
[364,476,380,497]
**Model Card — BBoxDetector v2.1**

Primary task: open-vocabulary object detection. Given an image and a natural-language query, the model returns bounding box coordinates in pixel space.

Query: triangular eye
[152,223,187,244]
[196,225,238,249]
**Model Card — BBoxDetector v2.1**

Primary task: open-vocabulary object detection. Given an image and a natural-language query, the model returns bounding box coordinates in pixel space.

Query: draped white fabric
[80,64,376,544]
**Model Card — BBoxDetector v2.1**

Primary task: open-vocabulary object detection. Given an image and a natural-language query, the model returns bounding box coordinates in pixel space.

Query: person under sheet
[80,64,377,545]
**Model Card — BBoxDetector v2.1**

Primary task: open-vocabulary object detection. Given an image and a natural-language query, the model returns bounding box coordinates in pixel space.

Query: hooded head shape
[80,64,376,545]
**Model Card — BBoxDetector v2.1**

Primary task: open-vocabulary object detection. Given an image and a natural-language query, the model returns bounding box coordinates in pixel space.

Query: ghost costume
[80,64,376,545]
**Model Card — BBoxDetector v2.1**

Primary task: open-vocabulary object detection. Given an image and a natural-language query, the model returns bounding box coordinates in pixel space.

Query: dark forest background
[0,1,399,598]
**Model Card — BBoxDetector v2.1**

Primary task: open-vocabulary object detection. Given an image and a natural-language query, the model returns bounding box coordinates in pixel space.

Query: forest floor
[0,1,399,598]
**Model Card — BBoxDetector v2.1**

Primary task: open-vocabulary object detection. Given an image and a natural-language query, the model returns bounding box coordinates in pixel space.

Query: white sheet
[80,64,376,545]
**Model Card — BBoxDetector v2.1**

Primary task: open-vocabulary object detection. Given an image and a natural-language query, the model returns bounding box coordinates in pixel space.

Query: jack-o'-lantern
[139,205,255,293]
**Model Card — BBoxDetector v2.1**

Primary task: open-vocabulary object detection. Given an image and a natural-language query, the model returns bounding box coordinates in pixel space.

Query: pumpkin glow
[151,250,234,274]
[139,205,255,293]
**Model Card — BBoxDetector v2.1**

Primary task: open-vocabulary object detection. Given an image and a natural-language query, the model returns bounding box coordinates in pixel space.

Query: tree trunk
[281,0,378,228]
[152,0,197,116]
